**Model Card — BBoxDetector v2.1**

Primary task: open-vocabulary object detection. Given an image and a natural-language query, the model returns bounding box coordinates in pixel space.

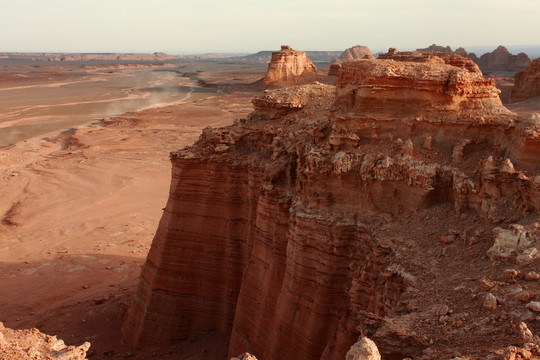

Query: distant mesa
[328,45,374,76]
[340,45,374,62]
[510,58,540,103]
[416,44,531,73]
[262,45,319,88]
[416,43,453,53]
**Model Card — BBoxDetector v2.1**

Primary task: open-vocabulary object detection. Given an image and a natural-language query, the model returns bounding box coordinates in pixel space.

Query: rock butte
[262,45,319,88]
[123,58,540,359]
[511,58,540,103]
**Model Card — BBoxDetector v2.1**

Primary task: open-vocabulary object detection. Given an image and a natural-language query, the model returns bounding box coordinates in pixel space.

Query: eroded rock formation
[0,322,90,359]
[340,46,374,62]
[477,45,531,73]
[123,57,540,359]
[378,49,481,73]
[328,46,374,76]
[510,58,540,103]
[262,45,319,88]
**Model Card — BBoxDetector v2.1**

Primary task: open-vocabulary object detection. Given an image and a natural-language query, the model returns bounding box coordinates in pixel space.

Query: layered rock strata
[262,45,319,88]
[510,58,540,103]
[378,50,481,73]
[329,46,373,76]
[124,58,540,359]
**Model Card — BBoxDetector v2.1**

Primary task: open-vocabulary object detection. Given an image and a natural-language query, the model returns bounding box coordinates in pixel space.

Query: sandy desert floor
[0,59,263,359]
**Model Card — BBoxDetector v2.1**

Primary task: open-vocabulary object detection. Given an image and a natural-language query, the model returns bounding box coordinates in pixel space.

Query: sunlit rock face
[123,58,539,360]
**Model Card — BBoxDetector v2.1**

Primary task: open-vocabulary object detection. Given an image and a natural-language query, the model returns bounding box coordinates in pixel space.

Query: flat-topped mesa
[332,59,540,174]
[378,49,481,73]
[510,58,540,103]
[262,45,319,88]
[335,58,511,124]
[416,44,453,53]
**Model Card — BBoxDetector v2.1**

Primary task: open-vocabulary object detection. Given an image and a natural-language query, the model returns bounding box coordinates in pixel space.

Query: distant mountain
[227,50,342,64]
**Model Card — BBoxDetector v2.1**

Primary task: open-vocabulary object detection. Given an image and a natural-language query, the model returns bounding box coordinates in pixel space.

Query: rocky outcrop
[378,49,481,73]
[454,46,479,62]
[123,58,540,359]
[510,58,540,103]
[345,338,381,360]
[328,46,374,76]
[0,322,90,359]
[328,63,342,77]
[416,44,453,53]
[340,46,374,62]
[477,45,531,73]
[262,46,319,88]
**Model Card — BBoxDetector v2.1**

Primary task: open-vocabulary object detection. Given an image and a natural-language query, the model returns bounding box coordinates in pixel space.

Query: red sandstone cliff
[510,58,540,103]
[262,46,319,88]
[123,59,540,359]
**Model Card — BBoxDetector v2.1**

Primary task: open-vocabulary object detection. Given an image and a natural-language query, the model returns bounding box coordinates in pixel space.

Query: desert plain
[0,57,264,359]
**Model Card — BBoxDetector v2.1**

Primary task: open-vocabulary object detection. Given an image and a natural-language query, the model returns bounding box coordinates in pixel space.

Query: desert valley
[0,43,539,360]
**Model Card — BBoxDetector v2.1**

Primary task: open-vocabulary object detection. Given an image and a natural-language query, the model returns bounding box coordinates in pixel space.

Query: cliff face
[123,59,540,359]
[510,58,540,103]
[262,45,319,88]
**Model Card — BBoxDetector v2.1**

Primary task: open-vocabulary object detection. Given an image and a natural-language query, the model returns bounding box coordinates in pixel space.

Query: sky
[0,0,539,54]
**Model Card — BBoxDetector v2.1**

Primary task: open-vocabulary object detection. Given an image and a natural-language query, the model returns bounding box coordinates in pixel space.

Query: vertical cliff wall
[123,59,540,359]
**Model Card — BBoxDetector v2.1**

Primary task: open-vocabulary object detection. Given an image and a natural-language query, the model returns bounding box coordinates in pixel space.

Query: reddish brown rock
[329,46,374,76]
[262,45,319,88]
[378,50,481,73]
[328,63,342,76]
[0,322,90,359]
[123,58,540,360]
[510,58,540,103]
[340,45,374,62]
[477,45,531,73]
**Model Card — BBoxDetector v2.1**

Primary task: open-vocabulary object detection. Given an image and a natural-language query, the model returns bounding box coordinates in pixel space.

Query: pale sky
[0,0,539,54]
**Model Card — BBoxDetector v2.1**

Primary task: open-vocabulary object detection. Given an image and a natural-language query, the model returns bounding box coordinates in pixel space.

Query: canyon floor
[0,57,539,360]
[0,59,263,359]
